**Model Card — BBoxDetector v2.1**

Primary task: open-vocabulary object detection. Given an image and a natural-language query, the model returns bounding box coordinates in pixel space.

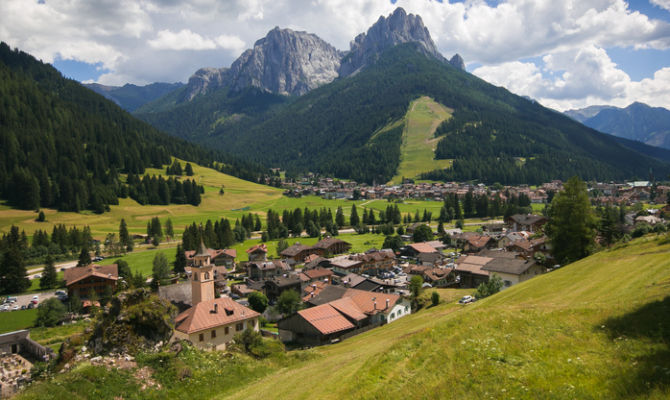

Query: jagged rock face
[182,67,228,101]
[339,7,443,76]
[449,54,466,71]
[227,27,342,96]
[182,27,341,99]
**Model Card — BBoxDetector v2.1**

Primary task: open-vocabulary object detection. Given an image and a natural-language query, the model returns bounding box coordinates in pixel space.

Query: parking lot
[1,291,57,311]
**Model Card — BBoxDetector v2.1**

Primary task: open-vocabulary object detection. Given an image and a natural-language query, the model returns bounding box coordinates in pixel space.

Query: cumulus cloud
[651,0,670,11]
[1,0,669,109]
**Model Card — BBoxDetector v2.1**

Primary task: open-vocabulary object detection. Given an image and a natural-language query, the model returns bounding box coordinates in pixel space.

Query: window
[199,333,204,342]
[236,322,244,332]
[211,330,216,339]
[504,280,512,287]
[225,326,229,335]
[205,272,210,280]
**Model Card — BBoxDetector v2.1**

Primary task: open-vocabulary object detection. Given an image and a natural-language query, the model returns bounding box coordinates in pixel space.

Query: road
[26,260,78,280]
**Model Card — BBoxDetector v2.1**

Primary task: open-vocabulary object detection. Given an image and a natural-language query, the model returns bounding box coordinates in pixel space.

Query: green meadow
[391,96,453,184]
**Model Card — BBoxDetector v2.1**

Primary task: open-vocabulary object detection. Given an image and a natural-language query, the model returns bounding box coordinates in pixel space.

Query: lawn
[390,96,453,184]
[0,309,38,334]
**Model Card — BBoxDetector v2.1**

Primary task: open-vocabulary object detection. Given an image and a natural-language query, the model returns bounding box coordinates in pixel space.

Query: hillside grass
[0,309,38,334]
[390,96,453,184]
[222,236,670,400]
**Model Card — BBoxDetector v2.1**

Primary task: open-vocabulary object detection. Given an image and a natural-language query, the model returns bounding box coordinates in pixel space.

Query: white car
[459,295,475,304]
[32,295,39,301]
[11,305,20,311]
[0,305,9,311]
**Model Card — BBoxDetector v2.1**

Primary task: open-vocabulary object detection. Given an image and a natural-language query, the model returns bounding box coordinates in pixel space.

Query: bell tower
[191,241,214,305]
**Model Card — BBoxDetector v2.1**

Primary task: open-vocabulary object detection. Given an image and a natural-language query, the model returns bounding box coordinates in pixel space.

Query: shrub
[248,291,269,314]
[35,298,67,327]
[431,291,440,307]
[474,273,503,299]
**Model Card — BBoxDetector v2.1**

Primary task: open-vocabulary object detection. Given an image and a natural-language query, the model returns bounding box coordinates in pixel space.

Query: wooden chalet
[64,264,118,298]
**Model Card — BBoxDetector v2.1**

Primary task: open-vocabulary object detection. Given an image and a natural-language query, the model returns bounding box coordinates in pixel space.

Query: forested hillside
[138,43,670,184]
[0,42,266,213]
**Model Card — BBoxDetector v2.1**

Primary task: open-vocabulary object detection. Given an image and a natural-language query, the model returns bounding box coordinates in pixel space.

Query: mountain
[565,102,670,150]
[339,7,463,76]
[83,82,183,111]
[0,42,265,213]
[180,27,342,102]
[136,8,670,184]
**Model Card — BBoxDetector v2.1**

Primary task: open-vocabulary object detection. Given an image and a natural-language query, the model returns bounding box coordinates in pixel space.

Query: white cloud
[1,0,669,109]
[651,0,670,11]
[473,45,670,111]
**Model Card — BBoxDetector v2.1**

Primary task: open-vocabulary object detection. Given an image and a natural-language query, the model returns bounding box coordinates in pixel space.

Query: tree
[248,291,269,314]
[0,247,30,294]
[116,259,131,280]
[35,298,67,327]
[276,289,301,315]
[119,218,131,252]
[152,252,170,281]
[350,204,359,227]
[165,218,174,242]
[69,293,83,314]
[412,224,433,243]
[276,239,289,257]
[36,211,46,222]
[431,291,440,307]
[545,177,598,265]
[77,247,91,266]
[184,163,194,176]
[474,273,503,299]
[382,235,404,252]
[40,254,58,290]
[173,244,187,274]
[335,206,345,227]
[409,275,424,299]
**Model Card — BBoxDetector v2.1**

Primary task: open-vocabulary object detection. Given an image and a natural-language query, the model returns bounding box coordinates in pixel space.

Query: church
[173,242,260,350]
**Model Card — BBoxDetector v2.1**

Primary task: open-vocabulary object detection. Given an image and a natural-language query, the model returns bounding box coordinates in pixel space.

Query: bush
[474,273,503,299]
[248,291,269,314]
[35,298,67,327]
[431,291,440,307]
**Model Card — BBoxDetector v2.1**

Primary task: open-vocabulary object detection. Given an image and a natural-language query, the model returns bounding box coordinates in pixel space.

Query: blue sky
[2,0,670,111]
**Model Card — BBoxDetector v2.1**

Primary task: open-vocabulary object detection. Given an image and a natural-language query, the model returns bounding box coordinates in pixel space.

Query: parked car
[12,305,20,311]
[6,296,17,303]
[34,274,41,279]
[459,295,475,304]
[55,290,66,296]
[0,305,9,311]
[93,256,103,262]
[32,295,39,301]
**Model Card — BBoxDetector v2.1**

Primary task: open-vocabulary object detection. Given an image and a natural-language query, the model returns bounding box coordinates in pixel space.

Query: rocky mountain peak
[339,7,443,76]
[449,54,466,71]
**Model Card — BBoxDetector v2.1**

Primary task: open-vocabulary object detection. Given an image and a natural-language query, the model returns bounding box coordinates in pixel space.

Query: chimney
[211,303,218,314]
[373,301,377,310]
[386,299,390,309]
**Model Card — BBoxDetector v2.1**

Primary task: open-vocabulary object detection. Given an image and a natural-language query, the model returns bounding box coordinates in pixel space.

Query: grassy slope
[0,309,38,334]
[221,236,670,400]
[389,96,453,184]
[0,160,282,239]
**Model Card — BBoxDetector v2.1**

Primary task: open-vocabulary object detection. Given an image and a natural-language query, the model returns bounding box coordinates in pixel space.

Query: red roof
[297,304,355,335]
[408,242,439,254]
[467,235,491,249]
[246,244,268,254]
[329,297,367,321]
[64,264,118,286]
[175,297,259,334]
[185,248,237,260]
[303,267,333,281]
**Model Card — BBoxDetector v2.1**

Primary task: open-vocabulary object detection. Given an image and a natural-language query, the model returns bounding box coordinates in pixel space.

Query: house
[280,242,316,263]
[185,247,237,269]
[64,263,118,299]
[246,243,268,261]
[481,257,545,288]
[303,255,330,270]
[506,214,547,233]
[403,242,443,265]
[264,275,303,303]
[173,297,260,350]
[302,280,330,301]
[299,267,333,284]
[328,249,395,276]
[420,267,455,287]
[172,243,259,350]
[329,256,364,275]
[463,235,493,253]
[454,255,491,288]
[246,260,291,281]
[312,237,352,256]
[280,287,410,345]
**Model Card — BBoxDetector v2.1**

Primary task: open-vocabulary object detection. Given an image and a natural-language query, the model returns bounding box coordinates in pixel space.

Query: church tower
[191,241,214,305]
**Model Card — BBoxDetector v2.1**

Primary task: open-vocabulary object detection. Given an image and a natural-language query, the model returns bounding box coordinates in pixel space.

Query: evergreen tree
[173,244,187,274]
[152,252,170,281]
[165,218,174,242]
[277,239,289,257]
[0,247,30,294]
[40,254,58,290]
[185,163,194,176]
[119,218,130,253]
[545,177,598,265]
[36,211,46,222]
[350,204,360,227]
[77,247,91,266]
[336,206,345,227]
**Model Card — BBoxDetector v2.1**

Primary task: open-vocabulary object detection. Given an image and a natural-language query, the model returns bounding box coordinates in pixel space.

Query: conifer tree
[40,254,58,290]
[350,204,359,227]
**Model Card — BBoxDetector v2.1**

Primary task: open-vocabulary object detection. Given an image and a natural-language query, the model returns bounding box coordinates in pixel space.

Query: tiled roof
[467,235,491,249]
[175,297,259,334]
[246,244,268,254]
[280,242,313,257]
[297,304,355,335]
[185,248,236,260]
[509,214,547,225]
[64,264,118,286]
[312,237,351,250]
[482,258,537,275]
[408,242,438,254]
[329,297,367,321]
[303,267,333,281]
[455,256,492,276]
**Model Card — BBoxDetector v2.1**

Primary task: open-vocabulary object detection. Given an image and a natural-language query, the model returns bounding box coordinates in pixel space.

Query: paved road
[26,260,78,280]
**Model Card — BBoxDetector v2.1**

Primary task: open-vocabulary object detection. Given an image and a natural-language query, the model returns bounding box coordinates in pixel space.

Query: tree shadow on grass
[602,296,670,398]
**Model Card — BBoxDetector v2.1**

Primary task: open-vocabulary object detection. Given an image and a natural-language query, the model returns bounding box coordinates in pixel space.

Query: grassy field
[0,309,38,334]
[0,159,282,239]
[390,96,453,184]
